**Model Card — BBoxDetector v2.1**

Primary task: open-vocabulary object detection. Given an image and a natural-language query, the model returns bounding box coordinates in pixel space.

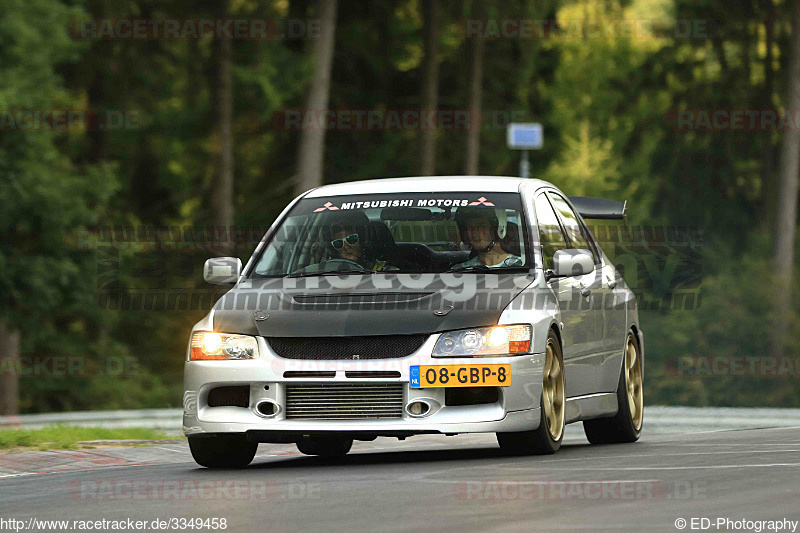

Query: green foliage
[1,0,798,411]
[0,426,170,450]
[643,234,800,406]
[545,120,621,196]
[0,2,116,345]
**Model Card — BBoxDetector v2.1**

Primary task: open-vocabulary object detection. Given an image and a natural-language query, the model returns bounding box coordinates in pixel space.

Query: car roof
[303,176,555,197]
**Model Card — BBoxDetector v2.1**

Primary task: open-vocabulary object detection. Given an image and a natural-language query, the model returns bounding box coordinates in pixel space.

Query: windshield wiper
[443,265,529,273]
[287,268,375,278]
[445,264,491,273]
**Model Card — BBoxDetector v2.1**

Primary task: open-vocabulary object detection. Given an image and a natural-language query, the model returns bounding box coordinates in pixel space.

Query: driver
[452,207,522,269]
[321,211,397,271]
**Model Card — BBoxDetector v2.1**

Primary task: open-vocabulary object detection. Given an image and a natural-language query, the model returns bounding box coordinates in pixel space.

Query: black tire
[496,329,565,455]
[296,436,353,457]
[188,434,257,468]
[583,331,643,444]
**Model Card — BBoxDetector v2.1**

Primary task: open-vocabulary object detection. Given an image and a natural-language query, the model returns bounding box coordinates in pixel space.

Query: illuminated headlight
[432,325,532,357]
[190,332,258,360]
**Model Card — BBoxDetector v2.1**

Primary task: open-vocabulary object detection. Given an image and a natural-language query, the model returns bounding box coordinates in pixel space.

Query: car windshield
[251,192,530,277]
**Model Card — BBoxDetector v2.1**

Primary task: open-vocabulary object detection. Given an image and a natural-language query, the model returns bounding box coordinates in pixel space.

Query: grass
[0,426,172,451]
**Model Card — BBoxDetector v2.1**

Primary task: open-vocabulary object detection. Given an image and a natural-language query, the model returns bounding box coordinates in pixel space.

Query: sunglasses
[331,233,360,249]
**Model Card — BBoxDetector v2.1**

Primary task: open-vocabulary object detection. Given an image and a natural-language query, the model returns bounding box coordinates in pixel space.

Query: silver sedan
[183,176,644,467]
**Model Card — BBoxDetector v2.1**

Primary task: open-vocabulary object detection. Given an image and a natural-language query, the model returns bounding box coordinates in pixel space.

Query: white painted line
[533,462,800,471]
[413,477,666,485]
[0,472,37,479]
[670,442,800,448]
[156,446,191,454]
[531,449,800,464]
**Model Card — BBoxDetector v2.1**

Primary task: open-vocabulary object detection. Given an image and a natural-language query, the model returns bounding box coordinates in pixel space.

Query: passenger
[452,207,522,269]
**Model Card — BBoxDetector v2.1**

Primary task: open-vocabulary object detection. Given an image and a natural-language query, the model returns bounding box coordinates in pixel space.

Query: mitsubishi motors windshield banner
[290,192,522,216]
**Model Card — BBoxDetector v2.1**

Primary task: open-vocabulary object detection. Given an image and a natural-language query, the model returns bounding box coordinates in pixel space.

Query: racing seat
[367,221,422,271]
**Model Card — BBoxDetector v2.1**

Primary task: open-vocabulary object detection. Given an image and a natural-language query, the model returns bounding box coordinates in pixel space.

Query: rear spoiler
[568,196,627,220]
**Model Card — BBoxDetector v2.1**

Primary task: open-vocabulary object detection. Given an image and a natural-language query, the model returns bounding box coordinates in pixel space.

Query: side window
[533,194,568,271]
[548,193,600,263]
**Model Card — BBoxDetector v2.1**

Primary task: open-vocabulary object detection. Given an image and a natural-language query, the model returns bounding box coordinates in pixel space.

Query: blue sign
[410,366,421,388]
[507,123,543,149]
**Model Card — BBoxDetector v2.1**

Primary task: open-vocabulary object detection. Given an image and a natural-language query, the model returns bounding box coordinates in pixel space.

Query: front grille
[285,383,404,420]
[267,335,428,360]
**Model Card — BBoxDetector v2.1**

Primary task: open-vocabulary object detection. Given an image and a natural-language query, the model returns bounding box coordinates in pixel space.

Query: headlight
[432,325,531,357]
[190,332,258,360]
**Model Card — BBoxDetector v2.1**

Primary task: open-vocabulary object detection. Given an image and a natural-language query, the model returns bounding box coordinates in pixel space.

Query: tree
[295,0,338,195]
[211,0,234,253]
[464,2,485,176]
[0,0,116,415]
[0,322,20,415]
[758,0,778,230]
[419,0,440,175]
[771,0,800,357]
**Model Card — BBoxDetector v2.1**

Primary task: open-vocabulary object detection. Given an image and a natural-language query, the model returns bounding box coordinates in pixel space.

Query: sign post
[506,123,543,179]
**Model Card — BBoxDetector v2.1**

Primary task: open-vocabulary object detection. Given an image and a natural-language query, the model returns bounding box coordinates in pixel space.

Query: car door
[546,192,607,395]
[533,192,595,398]
[561,207,628,392]
[596,247,629,391]
[563,204,628,393]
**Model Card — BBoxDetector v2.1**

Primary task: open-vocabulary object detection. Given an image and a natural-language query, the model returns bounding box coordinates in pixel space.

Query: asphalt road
[1,425,799,533]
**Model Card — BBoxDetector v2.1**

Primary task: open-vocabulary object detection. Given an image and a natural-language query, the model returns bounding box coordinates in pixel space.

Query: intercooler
[284,383,405,420]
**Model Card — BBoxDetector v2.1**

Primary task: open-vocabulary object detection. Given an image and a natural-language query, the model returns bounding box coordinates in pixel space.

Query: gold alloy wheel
[625,335,644,431]
[542,338,565,441]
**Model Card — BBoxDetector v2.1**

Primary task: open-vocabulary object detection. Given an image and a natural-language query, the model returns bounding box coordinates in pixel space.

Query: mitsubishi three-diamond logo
[314,202,340,212]
[468,197,495,206]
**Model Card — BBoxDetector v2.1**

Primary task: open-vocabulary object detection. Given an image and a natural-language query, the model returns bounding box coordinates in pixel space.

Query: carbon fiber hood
[212,273,535,337]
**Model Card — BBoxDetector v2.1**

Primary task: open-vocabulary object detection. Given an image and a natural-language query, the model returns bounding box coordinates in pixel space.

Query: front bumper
[183,337,544,438]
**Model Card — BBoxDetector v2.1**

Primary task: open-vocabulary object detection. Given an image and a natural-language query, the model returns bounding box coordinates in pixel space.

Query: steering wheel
[321,258,365,269]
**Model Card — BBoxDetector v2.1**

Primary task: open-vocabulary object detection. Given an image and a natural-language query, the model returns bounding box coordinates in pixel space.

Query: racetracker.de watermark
[462,18,711,40]
[667,356,800,377]
[271,109,525,131]
[0,355,140,377]
[666,109,800,131]
[70,479,321,501]
[455,480,706,500]
[71,225,268,252]
[70,18,320,40]
[0,110,144,131]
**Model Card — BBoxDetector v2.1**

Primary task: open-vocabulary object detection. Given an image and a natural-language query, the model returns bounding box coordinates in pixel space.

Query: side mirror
[203,257,242,285]
[552,249,595,277]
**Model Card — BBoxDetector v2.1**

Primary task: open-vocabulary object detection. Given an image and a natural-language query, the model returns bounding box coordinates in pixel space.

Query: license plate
[410,364,511,388]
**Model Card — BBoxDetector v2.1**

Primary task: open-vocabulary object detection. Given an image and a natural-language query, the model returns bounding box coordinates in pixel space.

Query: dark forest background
[1,0,799,413]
